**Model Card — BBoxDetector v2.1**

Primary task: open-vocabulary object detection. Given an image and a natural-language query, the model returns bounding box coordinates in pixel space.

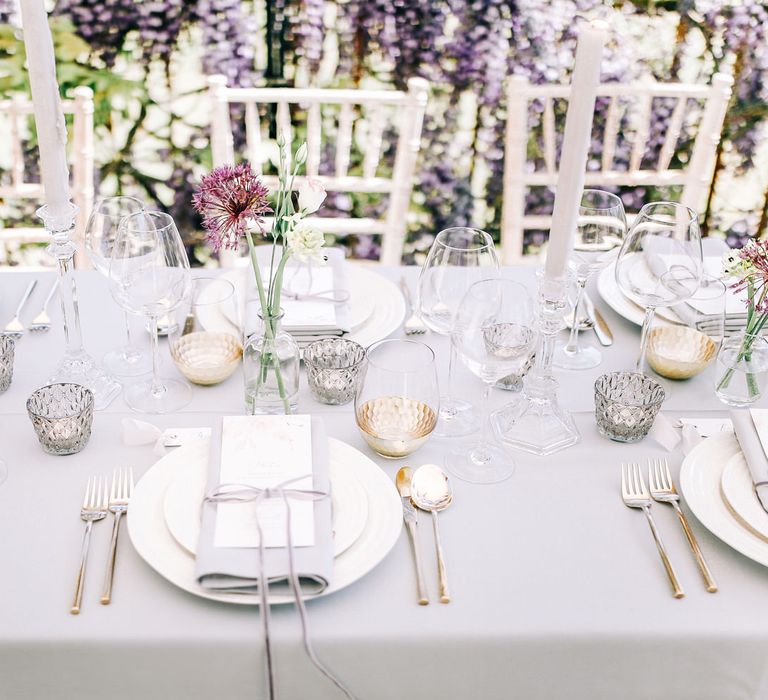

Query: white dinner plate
[163,452,369,558]
[596,262,678,327]
[720,452,768,543]
[128,438,402,605]
[216,265,405,348]
[679,431,768,568]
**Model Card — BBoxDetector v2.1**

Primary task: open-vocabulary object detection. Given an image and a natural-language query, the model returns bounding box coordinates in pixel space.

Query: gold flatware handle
[431,511,450,604]
[100,511,123,604]
[673,502,717,592]
[642,506,684,599]
[71,521,94,615]
[406,520,429,605]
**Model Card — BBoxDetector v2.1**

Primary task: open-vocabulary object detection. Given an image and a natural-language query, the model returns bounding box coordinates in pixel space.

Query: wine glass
[84,196,152,376]
[355,339,439,459]
[615,202,703,374]
[448,279,536,484]
[109,211,193,414]
[553,189,626,370]
[417,227,500,437]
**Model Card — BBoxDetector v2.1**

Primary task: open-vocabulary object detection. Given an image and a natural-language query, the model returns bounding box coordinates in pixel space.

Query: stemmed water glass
[109,211,192,414]
[85,196,152,376]
[417,227,500,437]
[615,201,703,374]
[448,279,536,484]
[553,189,626,370]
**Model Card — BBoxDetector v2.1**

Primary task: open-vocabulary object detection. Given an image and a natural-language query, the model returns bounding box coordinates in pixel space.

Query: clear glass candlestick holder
[38,203,121,409]
[492,270,580,455]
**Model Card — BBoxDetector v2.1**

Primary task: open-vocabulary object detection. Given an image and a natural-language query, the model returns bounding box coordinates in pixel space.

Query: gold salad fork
[649,458,717,592]
[101,468,134,604]
[621,462,684,599]
[71,476,108,614]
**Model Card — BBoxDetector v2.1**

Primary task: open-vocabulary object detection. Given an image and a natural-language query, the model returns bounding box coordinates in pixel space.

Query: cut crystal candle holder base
[492,270,579,456]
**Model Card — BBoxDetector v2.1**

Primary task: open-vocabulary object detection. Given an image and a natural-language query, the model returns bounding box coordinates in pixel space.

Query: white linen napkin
[195,415,334,594]
[731,409,768,514]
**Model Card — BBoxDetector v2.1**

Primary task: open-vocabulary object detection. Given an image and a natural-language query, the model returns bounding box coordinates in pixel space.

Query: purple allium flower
[192,163,271,252]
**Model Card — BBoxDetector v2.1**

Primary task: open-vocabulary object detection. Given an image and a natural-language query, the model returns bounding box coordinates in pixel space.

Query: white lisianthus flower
[286,223,326,263]
[297,177,327,214]
[723,250,752,279]
[295,142,308,165]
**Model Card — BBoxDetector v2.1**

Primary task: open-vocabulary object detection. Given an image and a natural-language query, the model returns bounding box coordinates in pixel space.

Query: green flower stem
[245,229,290,414]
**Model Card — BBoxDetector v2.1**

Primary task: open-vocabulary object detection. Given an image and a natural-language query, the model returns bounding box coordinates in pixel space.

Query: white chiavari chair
[500,73,733,264]
[207,75,429,266]
[0,86,94,268]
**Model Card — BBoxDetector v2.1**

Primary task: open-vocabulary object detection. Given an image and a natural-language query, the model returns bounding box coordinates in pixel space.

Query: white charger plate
[127,438,402,605]
[720,452,768,543]
[679,431,768,568]
[214,266,405,347]
[163,454,369,558]
[596,262,678,327]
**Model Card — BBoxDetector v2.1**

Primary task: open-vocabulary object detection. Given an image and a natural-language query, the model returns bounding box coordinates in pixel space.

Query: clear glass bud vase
[243,309,300,414]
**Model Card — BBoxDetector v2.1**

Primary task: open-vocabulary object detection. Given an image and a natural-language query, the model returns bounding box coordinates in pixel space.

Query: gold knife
[396,467,429,605]
[584,293,613,346]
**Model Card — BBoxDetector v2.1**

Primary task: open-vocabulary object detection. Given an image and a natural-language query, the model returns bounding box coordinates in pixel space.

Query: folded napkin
[730,409,768,514]
[195,415,334,594]
[243,247,351,339]
[643,237,748,331]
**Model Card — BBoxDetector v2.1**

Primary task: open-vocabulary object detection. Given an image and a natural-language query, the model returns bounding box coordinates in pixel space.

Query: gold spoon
[411,464,453,604]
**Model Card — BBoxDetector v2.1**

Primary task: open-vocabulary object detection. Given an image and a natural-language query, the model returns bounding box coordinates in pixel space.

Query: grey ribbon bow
[204,476,357,700]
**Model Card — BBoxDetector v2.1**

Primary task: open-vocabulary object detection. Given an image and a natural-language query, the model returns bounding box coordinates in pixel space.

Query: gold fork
[621,462,684,599]
[71,476,108,614]
[101,467,134,604]
[649,458,717,592]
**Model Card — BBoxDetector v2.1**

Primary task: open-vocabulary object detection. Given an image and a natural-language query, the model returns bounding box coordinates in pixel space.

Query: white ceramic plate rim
[127,438,403,605]
[720,452,768,542]
[679,431,768,567]
[596,262,678,327]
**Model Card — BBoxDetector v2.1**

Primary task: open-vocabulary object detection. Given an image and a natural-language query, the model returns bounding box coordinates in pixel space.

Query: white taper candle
[19,0,72,220]
[544,20,607,280]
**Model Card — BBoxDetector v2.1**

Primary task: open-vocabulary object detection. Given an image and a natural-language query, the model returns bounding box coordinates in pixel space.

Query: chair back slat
[500,73,734,264]
[362,104,385,179]
[542,97,556,174]
[335,102,354,178]
[629,92,652,173]
[207,75,429,264]
[306,102,322,177]
[244,102,263,175]
[657,97,687,171]
[601,95,620,172]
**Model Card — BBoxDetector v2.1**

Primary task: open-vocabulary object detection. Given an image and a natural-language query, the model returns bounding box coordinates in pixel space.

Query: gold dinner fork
[71,476,108,615]
[649,457,717,593]
[621,462,684,599]
[100,468,134,604]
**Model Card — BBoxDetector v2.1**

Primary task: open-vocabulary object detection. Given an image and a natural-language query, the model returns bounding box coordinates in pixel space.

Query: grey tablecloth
[1,267,768,700]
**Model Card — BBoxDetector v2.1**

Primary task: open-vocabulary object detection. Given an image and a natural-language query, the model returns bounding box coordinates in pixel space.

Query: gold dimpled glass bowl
[171,331,242,385]
[356,395,438,459]
[646,326,717,380]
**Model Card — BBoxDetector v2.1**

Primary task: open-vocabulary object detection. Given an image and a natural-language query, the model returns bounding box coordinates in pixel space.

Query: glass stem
[564,277,587,355]
[443,343,458,417]
[636,306,657,374]
[148,315,164,397]
[124,312,133,348]
[470,384,493,464]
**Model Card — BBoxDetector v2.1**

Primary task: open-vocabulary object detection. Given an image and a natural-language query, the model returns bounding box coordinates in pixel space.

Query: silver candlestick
[491,268,580,455]
[38,202,121,409]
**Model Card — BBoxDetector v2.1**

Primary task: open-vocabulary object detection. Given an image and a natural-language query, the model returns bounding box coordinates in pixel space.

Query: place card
[214,415,315,549]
